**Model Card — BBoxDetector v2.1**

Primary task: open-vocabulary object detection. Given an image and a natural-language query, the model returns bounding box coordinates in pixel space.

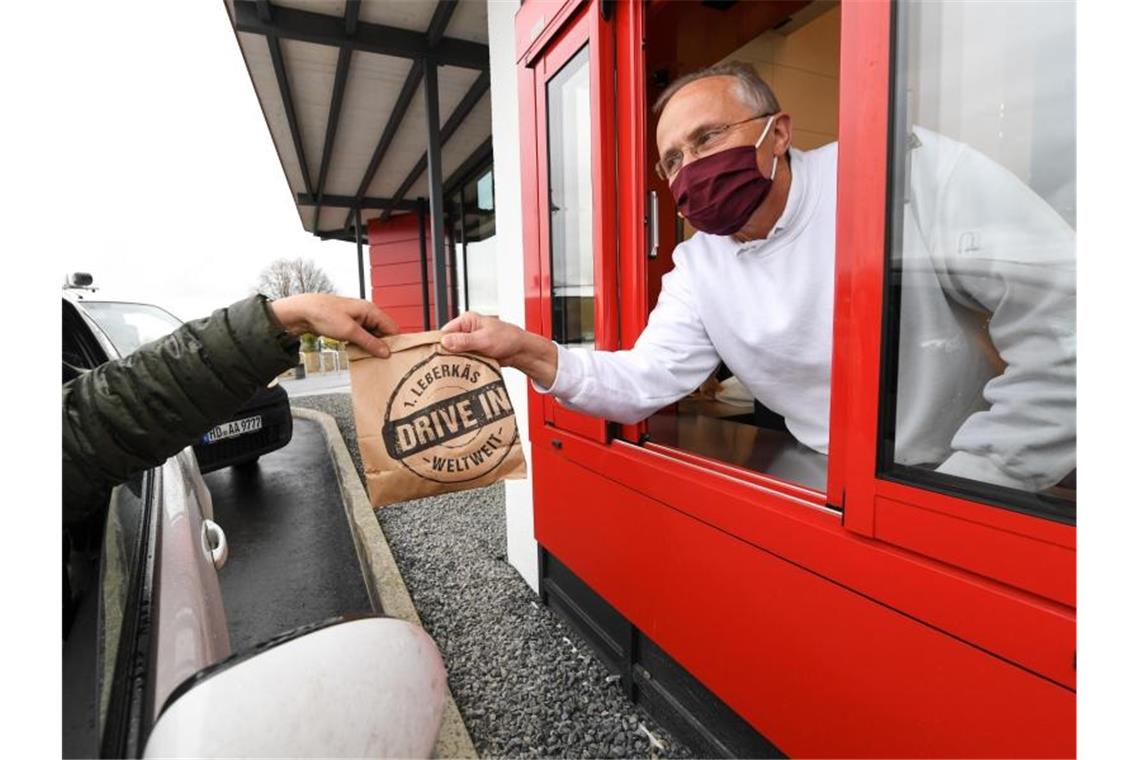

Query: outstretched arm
[63,293,398,523]
[440,251,720,425]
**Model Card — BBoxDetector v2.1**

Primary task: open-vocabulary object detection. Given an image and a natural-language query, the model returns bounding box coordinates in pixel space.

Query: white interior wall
[487,0,539,593]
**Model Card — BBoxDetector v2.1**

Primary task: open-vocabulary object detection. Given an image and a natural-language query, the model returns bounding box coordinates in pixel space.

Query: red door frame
[516,0,1075,753]
[518,0,617,444]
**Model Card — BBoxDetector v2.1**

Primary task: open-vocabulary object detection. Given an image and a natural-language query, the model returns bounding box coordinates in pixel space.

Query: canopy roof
[225,0,492,242]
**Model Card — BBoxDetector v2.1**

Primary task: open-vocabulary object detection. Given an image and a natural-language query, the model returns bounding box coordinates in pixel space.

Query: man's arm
[441,251,721,425]
[63,293,397,523]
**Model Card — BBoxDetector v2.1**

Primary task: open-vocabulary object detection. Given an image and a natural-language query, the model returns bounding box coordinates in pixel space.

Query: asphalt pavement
[204,416,372,652]
[279,369,351,398]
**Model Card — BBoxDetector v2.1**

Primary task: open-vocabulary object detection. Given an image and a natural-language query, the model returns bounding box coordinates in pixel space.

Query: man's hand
[269,294,399,359]
[441,312,558,388]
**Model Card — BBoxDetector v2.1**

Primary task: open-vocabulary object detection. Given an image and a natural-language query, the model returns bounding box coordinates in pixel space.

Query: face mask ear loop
[755,115,777,180]
[754,115,775,149]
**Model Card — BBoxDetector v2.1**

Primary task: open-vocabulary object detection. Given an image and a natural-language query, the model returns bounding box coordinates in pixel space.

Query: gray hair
[652,61,780,116]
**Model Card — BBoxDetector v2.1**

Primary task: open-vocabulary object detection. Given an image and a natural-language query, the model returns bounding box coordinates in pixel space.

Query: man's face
[655,76,765,182]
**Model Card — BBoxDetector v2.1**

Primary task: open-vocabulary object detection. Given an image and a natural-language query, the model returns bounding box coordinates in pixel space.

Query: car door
[62,298,231,757]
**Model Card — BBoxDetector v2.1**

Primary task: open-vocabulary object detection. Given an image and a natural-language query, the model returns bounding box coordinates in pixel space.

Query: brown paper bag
[347,330,527,508]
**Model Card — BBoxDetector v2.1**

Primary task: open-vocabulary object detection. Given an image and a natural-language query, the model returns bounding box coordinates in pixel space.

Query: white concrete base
[292,407,477,759]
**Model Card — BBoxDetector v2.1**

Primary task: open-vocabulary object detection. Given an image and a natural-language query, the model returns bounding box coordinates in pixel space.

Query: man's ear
[772,112,794,155]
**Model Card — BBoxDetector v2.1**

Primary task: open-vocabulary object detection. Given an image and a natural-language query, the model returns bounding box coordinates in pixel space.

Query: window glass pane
[476,168,494,212]
[547,46,595,347]
[465,237,499,315]
[882,0,1076,521]
[82,301,182,357]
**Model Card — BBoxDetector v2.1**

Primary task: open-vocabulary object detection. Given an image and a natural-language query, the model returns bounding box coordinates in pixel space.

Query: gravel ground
[292,394,694,759]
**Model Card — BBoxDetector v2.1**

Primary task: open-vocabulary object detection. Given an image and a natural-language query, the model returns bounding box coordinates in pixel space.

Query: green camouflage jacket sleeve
[62,295,299,524]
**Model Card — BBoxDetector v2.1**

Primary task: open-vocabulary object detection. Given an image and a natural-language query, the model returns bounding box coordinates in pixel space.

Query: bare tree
[256,257,337,299]
[292,257,336,295]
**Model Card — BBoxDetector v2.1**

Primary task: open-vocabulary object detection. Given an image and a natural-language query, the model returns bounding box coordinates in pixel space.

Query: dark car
[69,294,293,472]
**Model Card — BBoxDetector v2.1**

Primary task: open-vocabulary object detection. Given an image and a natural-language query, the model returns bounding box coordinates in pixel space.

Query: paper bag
[348,330,528,508]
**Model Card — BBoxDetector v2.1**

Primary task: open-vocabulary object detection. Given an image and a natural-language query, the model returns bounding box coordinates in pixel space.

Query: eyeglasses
[655,112,773,181]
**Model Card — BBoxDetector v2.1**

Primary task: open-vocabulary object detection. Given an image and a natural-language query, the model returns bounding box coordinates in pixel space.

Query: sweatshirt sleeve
[533,250,721,425]
[927,146,1076,491]
[62,295,300,524]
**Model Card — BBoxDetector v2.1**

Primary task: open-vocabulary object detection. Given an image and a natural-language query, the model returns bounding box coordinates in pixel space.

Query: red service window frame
[518,0,618,445]
[827,0,1075,608]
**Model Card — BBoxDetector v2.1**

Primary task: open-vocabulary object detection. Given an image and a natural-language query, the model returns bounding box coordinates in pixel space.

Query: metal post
[417,200,432,331]
[458,190,469,313]
[354,207,366,299]
[423,57,449,329]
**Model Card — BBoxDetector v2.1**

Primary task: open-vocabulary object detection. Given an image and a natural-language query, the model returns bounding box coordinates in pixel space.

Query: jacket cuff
[531,343,583,399]
[226,294,301,374]
[935,451,1032,491]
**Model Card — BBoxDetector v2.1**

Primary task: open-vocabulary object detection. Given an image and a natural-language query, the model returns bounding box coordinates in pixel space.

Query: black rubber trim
[99,468,161,758]
[157,613,391,721]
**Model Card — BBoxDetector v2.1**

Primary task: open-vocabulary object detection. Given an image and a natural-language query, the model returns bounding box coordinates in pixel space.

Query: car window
[81,301,183,357]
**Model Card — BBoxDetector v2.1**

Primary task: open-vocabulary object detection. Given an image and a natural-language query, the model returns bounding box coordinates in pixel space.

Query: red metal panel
[515,0,588,65]
[367,215,455,332]
[370,262,429,288]
[372,283,437,309]
[374,305,432,331]
[517,58,547,445]
[875,496,1075,607]
[613,0,647,446]
[827,0,890,527]
[538,426,1074,691]
[534,443,1074,758]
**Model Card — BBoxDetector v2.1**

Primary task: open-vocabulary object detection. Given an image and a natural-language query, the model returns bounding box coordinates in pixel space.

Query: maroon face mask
[668,116,778,237]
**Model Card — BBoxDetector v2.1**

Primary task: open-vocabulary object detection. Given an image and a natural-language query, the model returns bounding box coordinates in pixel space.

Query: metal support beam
[267,34,313,195]
[340,1,459,231]
[342,59,424,229]
[354,207,366,299]
[458,190,469,312]
[298,193,419,211]
[344,0,360,36]
[417,200,432,331]
[311,1,358,230]
[443,136,494,198]
[233,1,488,70]
[424,59,449,330]
[426,1,459,47]
[379,70,491,223]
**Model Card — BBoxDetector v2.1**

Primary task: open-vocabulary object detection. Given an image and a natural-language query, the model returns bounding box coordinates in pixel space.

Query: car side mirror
[66,272,94,289]
[143,616,447,758]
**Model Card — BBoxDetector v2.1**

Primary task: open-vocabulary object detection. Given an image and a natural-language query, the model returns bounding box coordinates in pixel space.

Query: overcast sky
[54,0,367,320]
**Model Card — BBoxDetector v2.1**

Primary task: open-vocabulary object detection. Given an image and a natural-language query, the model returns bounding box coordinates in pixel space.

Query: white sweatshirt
[538,131,1075,492]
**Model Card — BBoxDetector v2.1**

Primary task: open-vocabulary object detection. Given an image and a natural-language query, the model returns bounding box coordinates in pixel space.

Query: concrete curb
[292,407,478,760]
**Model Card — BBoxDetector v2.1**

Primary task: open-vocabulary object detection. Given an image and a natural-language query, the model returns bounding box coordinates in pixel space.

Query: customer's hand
[441,312,558,387]
[270,294,399,358]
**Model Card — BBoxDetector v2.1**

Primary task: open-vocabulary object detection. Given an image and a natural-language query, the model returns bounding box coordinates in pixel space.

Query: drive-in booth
[513,1,1074,757]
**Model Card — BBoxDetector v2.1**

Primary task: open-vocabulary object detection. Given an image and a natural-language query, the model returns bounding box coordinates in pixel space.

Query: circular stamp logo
[382,351,518,484]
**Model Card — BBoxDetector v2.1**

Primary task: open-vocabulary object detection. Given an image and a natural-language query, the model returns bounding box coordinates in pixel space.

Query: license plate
[203,415,262,444]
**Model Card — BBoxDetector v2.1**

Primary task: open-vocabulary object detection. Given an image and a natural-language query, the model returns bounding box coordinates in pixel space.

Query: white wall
[487,0,539,593]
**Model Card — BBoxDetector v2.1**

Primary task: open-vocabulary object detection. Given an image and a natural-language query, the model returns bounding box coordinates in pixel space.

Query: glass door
[525,0,618,443]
